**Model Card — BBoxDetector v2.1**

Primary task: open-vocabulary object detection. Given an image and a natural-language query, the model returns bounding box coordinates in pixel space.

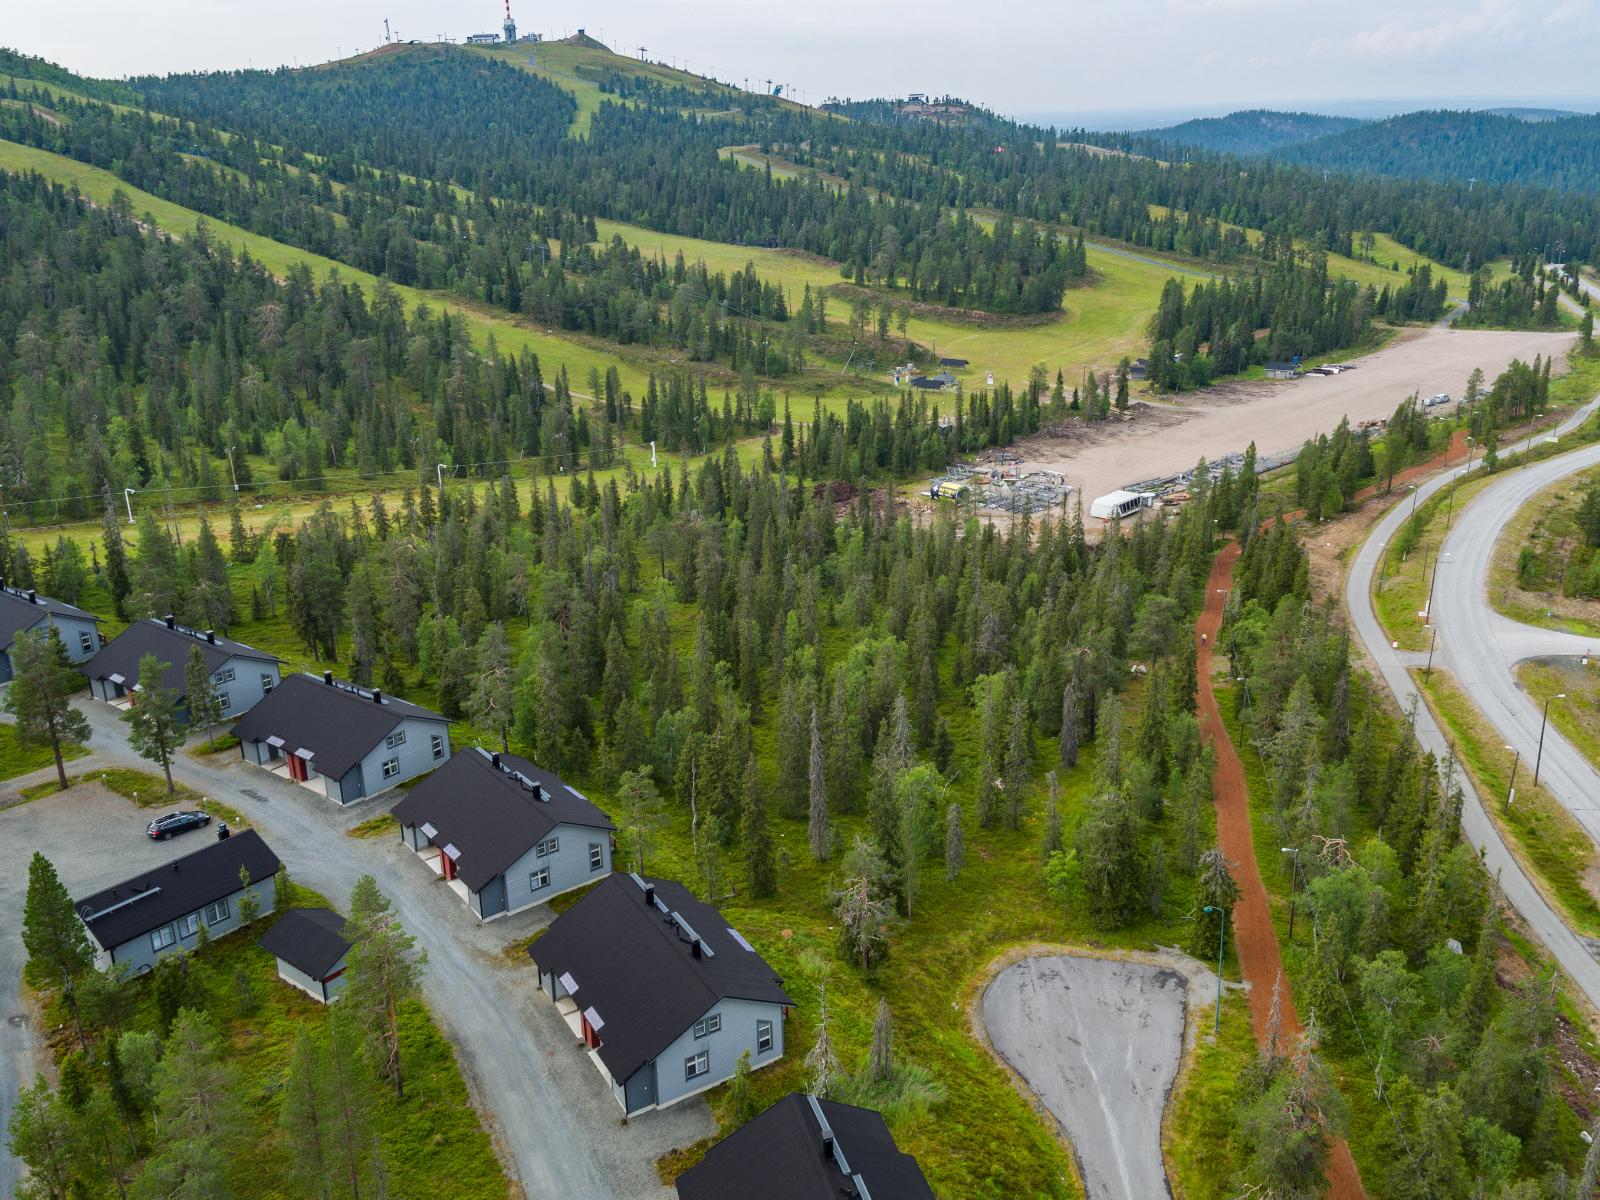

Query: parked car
[146,810,211,840]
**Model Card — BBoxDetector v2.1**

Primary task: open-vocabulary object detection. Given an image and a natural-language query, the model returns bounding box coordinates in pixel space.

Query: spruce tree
[183,644,224,751]
[5,630,91,790]
[22,851,96,1045]
[741,761,777,899]
[945,801,965,881]
[807,706,830,862]
[345,875,427,1099]
[123,653,181,793]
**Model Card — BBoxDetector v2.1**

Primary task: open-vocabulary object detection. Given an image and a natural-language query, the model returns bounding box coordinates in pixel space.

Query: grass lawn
[1413,668,1600,937]
[1164,989,1256,1199]
[1517,659,1600,781]
[1487,461,1600,639]
[0,720,86,782]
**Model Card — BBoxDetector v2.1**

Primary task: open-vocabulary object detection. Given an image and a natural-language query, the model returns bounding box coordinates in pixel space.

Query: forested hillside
[1128,109,1365,156]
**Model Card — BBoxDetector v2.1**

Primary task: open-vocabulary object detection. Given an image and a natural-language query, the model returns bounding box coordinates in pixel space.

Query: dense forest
[1126,109,1366,156]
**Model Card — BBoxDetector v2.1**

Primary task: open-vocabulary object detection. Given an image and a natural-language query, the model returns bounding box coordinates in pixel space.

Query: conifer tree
[807,706,830,862]
[5,630,91,790]
[123,653,181,793]
[741,760,777,899]
[344,876,426,1099]
[945,801,965,881]
[183,644,224,751]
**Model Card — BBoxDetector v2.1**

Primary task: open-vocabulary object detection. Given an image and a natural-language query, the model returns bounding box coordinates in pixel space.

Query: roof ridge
[626,877,725,1006]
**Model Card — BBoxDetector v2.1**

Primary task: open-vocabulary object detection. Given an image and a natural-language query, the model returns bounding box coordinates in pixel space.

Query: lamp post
[1376,541,1389,588]
[1280,847,1301,941]
[1407,482,1419,521]
[1504,744,1519,813]
[1424,626,1438,679]
[1203,905,1227,1035]
[1425,552,1447,624]
[436,462,449,491]
[225,446,239,492]
[1533,694,1566,789]
[123,488,137,525]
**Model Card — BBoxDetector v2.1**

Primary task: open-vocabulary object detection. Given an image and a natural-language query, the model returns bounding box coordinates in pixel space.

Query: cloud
[1345,0,1524,60]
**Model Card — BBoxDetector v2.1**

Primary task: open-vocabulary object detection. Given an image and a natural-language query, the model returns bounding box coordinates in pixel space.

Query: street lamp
[1424,626,1438,679]
[1280,847,1301,941]
[1376,540,1389,588]
[123,488,137,525]
[1203,905,1228,1035]
[1533,694,1566,789]
[1425,552,1447,623]
[1407,482,1420,521]
[225,447,239,492]
[1504,744,1520,813]
[436,462,450,490]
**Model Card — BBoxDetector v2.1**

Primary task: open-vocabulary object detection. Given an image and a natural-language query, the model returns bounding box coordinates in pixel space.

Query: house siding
[496,823,612,916]
[97,877,277,975]
[207,657,279,720]
[337,716,451,805]
[631,996,786,1113]
[274,954,349,1003]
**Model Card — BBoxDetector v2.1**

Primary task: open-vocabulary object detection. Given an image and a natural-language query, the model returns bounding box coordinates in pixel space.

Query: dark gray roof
[258,907,351,979]
[82,619,277,700]
[75,829,280,951]
[1265,361,1299,371]
[390,748,613,892]
[0,585,99,645]
[530,874,794,1083]
[232,673,446,780]
[677,1093,935,1200]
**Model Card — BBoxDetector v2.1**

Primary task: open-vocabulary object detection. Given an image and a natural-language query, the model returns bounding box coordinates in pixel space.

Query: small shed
[1089,490,1155,521]
[1265,361,1301,380]
[259,908,352,1003]
[939,357,969,368]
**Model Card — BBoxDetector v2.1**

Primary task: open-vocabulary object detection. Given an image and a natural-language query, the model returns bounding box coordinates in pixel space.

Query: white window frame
[381,756,400,779]
[261,673,275,693]
[177,913,200,939]
[214,667,236,684]
[693,1013,721,1040]
[204,898,230,924]
[78,630,93,655]
[685,1050,709,1081]
[386,729,407,749]
[150,924,177,951]
[588,843,604,872]
[529,866,551,891]
[431,734,445,759]
[216,689,231,711]
[757,1019,773,1053]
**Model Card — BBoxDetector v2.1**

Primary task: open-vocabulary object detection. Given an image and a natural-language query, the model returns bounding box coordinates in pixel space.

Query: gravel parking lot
[983,954,1190,1200]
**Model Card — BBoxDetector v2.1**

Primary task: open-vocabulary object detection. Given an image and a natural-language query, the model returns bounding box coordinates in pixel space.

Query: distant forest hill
[1108,106,1600,195]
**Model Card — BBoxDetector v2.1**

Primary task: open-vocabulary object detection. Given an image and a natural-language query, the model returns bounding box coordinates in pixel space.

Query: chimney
[323,671,334,685]
[27,589,37,604]
[822,1131,837,1161]
[491,752,501,769]
[372,689,383,704]
[164,614,176,630]
[691,938,703,959]
[643,883,655,906]
[204,630,216,644]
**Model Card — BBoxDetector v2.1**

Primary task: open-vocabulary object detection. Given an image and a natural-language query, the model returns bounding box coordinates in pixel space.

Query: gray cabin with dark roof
[529,873,794,1115]
[676,1092,935,1200]
[0,582,101,681]
[232,672,451,805]
[259,907,352,1003]
[82,615,280,720]
[391,748,613,919]
[75,829,280,976]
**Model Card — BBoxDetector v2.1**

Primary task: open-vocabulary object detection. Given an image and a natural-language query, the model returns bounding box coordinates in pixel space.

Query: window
[177,913,199,938]
[529,866,550,891]
[693,1014,722,1040]
[261,673,275,693]
[214,667,236,684]
[78,630,93,655]
[150,924,177,952]
[757,1019,774,1053]
[536,836,559,858]
[589,843,604,872]
[381,757,400,779]
[685,1050,709,1081]
[386,729,407,749]
[431,734,445,760]
[216,689,231,711]
[204,898,230,924]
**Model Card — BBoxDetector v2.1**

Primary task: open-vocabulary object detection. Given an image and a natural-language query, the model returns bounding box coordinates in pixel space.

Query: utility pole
[1533,693,1566,788]
[1504,745,1520,813]
[1203,905,1227,1035]
[123,488,136,525]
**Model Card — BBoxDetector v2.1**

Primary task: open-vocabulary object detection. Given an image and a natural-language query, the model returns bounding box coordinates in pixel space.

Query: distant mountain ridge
[1129,109,1364,155]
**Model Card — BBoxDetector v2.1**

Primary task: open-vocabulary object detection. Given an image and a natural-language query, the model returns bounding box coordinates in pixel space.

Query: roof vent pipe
[691,938,703,959]
[372,689,383,704]
[164,614,177,629]
[491,752,501,769]
[27,590,37,603]
[205,630,216,644]
[643,883,655,906]
[323,671,334,685]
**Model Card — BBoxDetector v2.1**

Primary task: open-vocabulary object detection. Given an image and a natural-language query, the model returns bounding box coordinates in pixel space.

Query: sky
[9,0,1600,125]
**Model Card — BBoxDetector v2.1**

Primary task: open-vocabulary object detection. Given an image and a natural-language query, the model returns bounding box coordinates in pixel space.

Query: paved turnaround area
[983,955,1187,1200]
[1346,394,1600,1011]
[0,699,711,1199]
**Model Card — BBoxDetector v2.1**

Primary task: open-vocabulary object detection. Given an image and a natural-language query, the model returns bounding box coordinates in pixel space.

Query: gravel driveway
[1,700,711,1198]
[983,955,1187,1200]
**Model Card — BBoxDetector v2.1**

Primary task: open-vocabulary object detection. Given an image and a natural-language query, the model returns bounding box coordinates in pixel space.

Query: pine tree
[807,706,830,862]
[945,801,965,881]
[741,760,777,899]
[139,1009,244,1197]
[1042,771,1064,856]
[867,999,894,1083]
[123,653,181,793]
[5,631,91,790]
[618,768,665,874]
[467,623,514,752]
[6,1076,75,1199]
[832,836,894,972]
[323,1006,377,1200]
[22,851,96,1048]
[280,1029,334,1200]
[804,984,841,1098]
[183,643,224,750]
[344,876,426,1099]
[1059,679,1080,768]
[1190,847,1241,960]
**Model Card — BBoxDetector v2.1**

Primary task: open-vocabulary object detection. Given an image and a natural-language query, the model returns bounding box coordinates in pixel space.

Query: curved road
[1348,395,1600,1009]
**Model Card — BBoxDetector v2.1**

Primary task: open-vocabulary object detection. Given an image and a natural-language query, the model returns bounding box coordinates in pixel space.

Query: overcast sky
[10,0,1600,124]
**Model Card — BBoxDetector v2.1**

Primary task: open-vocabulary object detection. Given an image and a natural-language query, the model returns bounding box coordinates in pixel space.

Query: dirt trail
[1196,545,1367,1199]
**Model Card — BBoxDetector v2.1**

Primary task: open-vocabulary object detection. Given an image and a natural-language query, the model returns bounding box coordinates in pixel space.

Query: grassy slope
[1518,660,1600,787]
[0,721,86,782]
[1487,457,1600,638]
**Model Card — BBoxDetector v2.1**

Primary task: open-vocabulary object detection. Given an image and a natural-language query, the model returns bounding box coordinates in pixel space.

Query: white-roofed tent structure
[1089,490,1156,521]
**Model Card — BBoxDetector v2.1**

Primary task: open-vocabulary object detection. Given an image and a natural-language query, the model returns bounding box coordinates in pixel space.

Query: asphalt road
[1,700,710,1198]
[982,955,1187,1200]
[1347,395,1600,1010]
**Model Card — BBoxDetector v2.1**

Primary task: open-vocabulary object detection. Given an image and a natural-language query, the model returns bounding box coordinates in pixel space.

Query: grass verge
[0,721,87,782]
[1517,660,1600,780]
[1165,989,1256,1200]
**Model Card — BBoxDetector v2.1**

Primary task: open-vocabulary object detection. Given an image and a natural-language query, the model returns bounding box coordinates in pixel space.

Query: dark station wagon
[146,810,211,840]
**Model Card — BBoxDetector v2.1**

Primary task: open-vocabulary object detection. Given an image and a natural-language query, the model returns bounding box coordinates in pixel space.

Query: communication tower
[503,0,517,45]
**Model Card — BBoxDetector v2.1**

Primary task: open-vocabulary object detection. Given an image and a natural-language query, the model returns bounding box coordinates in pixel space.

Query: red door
[441,853,457,882]
[288,755,308,782]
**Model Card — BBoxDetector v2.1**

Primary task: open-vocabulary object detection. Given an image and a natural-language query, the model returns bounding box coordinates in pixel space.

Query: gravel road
[982,955,1187,1200]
